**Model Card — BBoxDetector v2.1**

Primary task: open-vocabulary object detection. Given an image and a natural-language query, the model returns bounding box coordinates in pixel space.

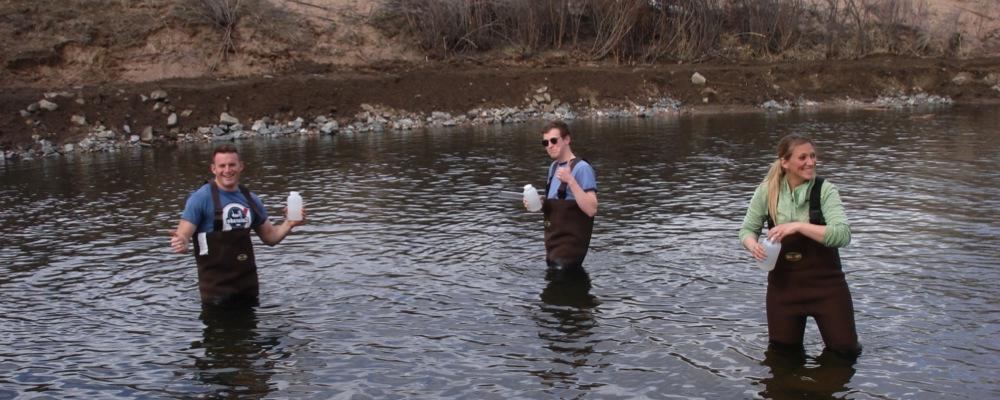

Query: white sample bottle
[757,237,782,272]
[523,184,542,212]
[287,191,303,221]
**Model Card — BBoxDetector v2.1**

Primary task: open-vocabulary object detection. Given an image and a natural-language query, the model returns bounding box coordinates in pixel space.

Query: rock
[952,72,974,86]
[993,84,1000,93]
[219,112,239,125]
[26,102,40,112]
[252,120,267,132]
[140,94,149,102]
[78,138,93,150]
[141,126,154,142]
[536,86,548,93]
[320,121,338,134]
[63,143,75,153]
[761,99,791,111]
[150,90,168,100]
[71,115,87,125]
[130,135,140,143]
[38,99,59,111]
[97,130,116,139]
[533,94,546,103]
[167,113,178,127]
[701,87,718,96]
[314,115,328,124]
[985,73,1000,86]
[19,110,31,117]
[181,109,193,117]
[210,126,226,136]
[75,98,85,105]
[153,102,161,111]
[691,72,706,85]
[123,124,131,134]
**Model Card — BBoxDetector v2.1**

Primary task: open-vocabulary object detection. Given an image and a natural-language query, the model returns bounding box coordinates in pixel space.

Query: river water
[1,107,997,399]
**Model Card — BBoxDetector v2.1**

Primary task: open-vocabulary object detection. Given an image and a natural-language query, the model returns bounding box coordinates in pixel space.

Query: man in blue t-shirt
[170,145,305,306]
[528,121,598,281]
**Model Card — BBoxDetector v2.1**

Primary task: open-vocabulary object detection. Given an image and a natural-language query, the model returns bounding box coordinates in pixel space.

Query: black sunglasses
[542,137,559,147]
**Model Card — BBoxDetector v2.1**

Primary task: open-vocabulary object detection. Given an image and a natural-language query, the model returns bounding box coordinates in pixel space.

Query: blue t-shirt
[546,160,597,200]
[181,183,268,234]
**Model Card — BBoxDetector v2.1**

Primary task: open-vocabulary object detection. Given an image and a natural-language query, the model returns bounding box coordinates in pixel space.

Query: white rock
[141,126,154,142]
[320,121,338,134]
[691,72,706,85]
[167,113,178,127]
[38,99,59,111]
[150,90,168,100]
[952,72,974,86]
[219,112,240,125]
[71,115,87,125]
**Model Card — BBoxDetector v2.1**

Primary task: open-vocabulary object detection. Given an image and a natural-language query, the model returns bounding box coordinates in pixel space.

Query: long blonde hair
[764,134,814,219]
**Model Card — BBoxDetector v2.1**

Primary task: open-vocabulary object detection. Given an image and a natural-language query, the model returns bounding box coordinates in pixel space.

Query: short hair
[212,145,240,162]
[541,120,571,138]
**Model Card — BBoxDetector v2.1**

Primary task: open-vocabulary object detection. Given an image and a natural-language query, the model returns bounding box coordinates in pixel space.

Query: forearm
[568,182,597,217]
[795,222,827,244]
[258,222,294,246]
[171,220,197,253]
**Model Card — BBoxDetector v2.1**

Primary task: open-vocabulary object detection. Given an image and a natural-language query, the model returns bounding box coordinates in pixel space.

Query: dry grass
[371,0,981,63]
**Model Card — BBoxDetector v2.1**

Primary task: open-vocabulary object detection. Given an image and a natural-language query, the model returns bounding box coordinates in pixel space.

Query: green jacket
[739,177,852,248]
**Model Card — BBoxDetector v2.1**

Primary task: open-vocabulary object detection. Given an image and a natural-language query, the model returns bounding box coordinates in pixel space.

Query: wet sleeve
[574,162,597,192]
[250,193,269,228]
[820,182,851,248]
[738,184,767,244]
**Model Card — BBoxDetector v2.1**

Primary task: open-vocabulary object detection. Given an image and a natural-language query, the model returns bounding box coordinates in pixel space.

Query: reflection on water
[758,346,857,400]
[534,274,600,392]
[194,305,276,399]
[1,106,998,399]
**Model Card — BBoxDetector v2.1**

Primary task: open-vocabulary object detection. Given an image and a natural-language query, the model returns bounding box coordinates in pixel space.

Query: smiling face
[210,151,244,191]
[780,142,817,187]
[542,128,569,161]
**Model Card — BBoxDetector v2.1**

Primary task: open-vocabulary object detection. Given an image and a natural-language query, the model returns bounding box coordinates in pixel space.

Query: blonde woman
[739,134,861,358]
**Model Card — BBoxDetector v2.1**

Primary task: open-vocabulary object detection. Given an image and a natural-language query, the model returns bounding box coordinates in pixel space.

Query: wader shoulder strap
[765,176,826,229]
[238,185,264,227]
[809,177,826,225]
[209,181,223,232]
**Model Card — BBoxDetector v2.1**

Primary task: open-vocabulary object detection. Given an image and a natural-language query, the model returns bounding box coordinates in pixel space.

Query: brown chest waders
[543,159,594,281]
[765,177,860,356]
[192,182,262,307]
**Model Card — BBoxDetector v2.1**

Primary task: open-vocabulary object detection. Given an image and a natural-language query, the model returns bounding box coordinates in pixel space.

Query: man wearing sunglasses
[532,121,598,282]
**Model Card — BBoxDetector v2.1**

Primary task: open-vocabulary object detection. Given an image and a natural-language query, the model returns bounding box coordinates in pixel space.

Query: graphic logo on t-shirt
[222,203,252,231]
